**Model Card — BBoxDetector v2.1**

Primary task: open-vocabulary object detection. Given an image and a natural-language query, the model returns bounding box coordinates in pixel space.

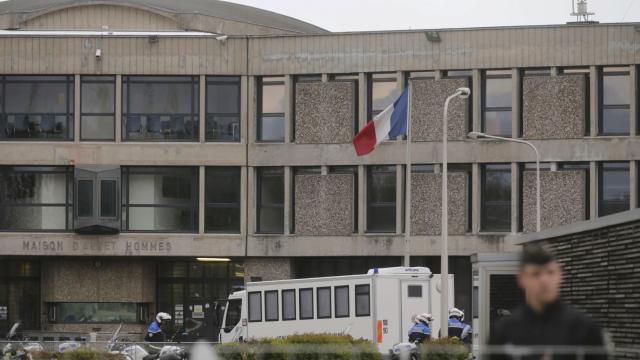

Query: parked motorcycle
[2,322,43,360]
[389,340,420,360]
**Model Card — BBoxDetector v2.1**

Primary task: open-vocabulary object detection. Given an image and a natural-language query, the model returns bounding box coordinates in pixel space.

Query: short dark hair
[520,244,556,267]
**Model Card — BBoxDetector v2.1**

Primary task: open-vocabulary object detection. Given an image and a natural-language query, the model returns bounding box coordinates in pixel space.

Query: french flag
[352,87,409,156]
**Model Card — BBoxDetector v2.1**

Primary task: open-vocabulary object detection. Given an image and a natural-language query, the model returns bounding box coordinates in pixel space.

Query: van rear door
[400,281,430,342]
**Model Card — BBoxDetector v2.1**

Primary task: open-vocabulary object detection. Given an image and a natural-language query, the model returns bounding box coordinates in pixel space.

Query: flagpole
[403,80,412,267]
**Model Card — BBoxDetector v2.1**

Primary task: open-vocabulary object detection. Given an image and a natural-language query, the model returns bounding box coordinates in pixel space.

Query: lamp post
[467,131,541,232]
[440,87,470,338]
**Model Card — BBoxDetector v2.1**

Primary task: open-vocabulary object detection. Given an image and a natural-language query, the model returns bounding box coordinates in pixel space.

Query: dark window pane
[299,288,313,319]
[205,208,240,233]
[0,206,67,230]
[248,292,262,322]
[205,167,240,233]
[367,166,396,232]
[282,289,296,320]
[100,180,117,218]
[257,168,284,234]
[603,74,630,105]
[207,81,240,114]
[225,299,242,328]
[334,286,349,317]
[82,81,115,113]
[55,303,137,323]
[599,163,630,217]
[265,291,278,321]
[77,180,93,218]
[355,284,370,316]
[81,116,114,140]
[206,115,240,142]
[127,82,196,114]
[258,208,284,234]
[483,111,512,137]
[482,164,511,232]
[601,108,629,135]
[485,77,512,108]
[259,115,284,141]
[261,83,285,113]
[317,287,331,319]
[408,285,423,298]
[6,82,69,113]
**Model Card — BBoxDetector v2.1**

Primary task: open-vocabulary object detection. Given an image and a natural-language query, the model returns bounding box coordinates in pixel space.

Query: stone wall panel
[294,174,354,236]
[411,172,468,235]
[411,78,469,141]
[244,257,293,282]
[295,82,355,144]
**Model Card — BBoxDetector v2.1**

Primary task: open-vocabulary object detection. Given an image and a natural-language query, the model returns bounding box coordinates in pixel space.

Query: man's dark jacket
[487,300,607,360]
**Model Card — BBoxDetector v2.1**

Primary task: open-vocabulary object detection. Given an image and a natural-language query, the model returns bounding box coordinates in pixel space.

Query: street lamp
[467,131,541,232]
[440,87,470,338]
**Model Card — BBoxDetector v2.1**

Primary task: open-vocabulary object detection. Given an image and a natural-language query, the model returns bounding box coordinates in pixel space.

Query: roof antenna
[570,0,595,22]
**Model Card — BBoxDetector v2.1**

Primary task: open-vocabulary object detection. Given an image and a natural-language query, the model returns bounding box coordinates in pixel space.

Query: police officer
[448,307,472,344]
[146,312,172,342]
[408,313,433,343]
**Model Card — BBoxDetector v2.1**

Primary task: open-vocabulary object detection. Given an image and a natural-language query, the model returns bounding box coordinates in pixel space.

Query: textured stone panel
[295,82,355,144]
[522,170,586,232]
[522,75,586,139]
[244,257,293,282]
[294,174,353,236]
[411,78,469,141]
[411,172,468,235]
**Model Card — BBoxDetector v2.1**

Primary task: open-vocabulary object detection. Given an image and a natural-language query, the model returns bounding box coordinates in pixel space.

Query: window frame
[366,165,397,233]
[298,287,314,320]
[248,291,262,322]
[598,162,630,217]
[281,289,296,321]
[0,75,75,141]
[257,76,286,143]
[316,286,332,319]
[80,75,116,141]
[481,163,512,232]
[482,71,513,138]
[355,284,371,317]
[599,69,631,136]
[205,76,241,142]
[334,285,350,318]
[256,167,285,234]
[368,73,399,119]
[204,167,241,234]
[122,75,199,142]
[264,290,279,322]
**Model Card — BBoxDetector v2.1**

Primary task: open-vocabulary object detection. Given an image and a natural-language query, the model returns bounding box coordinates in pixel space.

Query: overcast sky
[228,0,640,32]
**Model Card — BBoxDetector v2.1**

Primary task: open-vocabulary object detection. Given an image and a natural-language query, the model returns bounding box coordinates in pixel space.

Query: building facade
[0,0,638,341]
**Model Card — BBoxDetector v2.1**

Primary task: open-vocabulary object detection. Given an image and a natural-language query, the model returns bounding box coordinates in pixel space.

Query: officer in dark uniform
[487,244,607,360]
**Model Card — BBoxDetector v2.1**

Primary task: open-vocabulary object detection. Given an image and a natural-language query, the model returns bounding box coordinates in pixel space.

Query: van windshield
[225,299,242,328]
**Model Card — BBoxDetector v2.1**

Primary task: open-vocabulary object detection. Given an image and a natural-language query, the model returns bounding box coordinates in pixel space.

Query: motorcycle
[2,322,43,360]
[389,340,420,360]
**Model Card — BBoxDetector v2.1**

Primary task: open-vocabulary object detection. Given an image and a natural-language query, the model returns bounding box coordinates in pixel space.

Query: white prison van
[219,267,454,352]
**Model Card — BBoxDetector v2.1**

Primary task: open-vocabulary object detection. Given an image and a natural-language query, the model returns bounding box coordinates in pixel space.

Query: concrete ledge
[514,208,640,245]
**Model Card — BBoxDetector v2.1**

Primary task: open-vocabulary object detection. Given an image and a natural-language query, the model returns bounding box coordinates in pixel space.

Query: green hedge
[418,338,469,360]
[216,334,381,360]
[31,349,126,360]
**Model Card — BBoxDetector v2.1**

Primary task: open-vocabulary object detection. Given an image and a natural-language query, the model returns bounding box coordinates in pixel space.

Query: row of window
[0,162,634,233]
[248,284,371,322]
[0,67,636,142]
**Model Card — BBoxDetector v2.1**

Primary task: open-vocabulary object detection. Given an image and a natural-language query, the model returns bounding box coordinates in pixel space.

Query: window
[257,167,284,234]
[367,165,396,233]
[481,164,512,232]
[600,68,630,135]
[294,257,402,278]
[205,167,241,233]
[523,68,551,76]
[355,284,370,316]
[81,76,115,141]
[248,292,262,322]
[122,76,199,141]
[599,162,630,217]
[100,180,117,218]
[206,76,240,142]
[0,76,74,141]
[49,302,146,324]
[0,166,73,231]
[408,285,423,298]
[369,73,399,119]
[258,76,285,142]
[282,289,296,321]
[299,288,313,320]
[224,299,242,329]
[265,290,279,321]
[483,70,512,137]
[317,287,331,319]
[334,286,349,318]
[77,180,93,218]
[121,167,198,232]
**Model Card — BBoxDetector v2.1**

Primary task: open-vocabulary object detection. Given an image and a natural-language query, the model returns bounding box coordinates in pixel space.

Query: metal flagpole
[403,81,412,267]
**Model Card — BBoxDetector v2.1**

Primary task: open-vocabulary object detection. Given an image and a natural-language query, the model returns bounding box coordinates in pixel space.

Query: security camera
[215,35,228,42]
[95,48,102,60]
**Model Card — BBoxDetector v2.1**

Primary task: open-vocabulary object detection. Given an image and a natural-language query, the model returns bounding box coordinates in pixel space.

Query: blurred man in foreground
[487,244,607,359]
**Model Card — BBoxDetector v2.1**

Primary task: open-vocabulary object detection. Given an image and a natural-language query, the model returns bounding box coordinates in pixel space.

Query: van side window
[299,288,314,320]
[282,289,296,320]
[317,287,331,319]
[265,290,279,321]
[248,291,262,322]
[408,285,423,298]
[335,285,349,318]
[225,299,242,329]
[355,284,371,317]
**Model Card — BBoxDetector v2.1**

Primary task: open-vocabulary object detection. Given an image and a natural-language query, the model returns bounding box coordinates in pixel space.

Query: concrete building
[0,0,638,341]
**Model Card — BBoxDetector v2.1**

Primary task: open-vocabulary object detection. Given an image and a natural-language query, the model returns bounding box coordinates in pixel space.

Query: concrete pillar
[199,75,206,143]
[321,74,329,83]
[511,163,519,233]
[590,161,598,219]
[550,67,559,76]
[472,69,482,132]
[198,166,205,234]
[320,165,328,175]
[247,76,257,144]
[284,166,292,235]
[240,76,249,144]
[358,73,368,129]
[589,66,599,137]
[472,163,481,234]
[396,165,403,234]
[74,75,81,143]
[247,167,256,235]
[434,70,443,80]
[240,166,248,238]
[630,65,637,136]
[630,161,638,209]
[115,75,122,143]
[284,75,294,143]
[511,68,521,138]
[358,165,365,234]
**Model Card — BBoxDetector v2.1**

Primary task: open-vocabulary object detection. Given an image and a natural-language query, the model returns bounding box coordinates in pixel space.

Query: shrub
[419,337,469,360]
[30,350,126,360]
